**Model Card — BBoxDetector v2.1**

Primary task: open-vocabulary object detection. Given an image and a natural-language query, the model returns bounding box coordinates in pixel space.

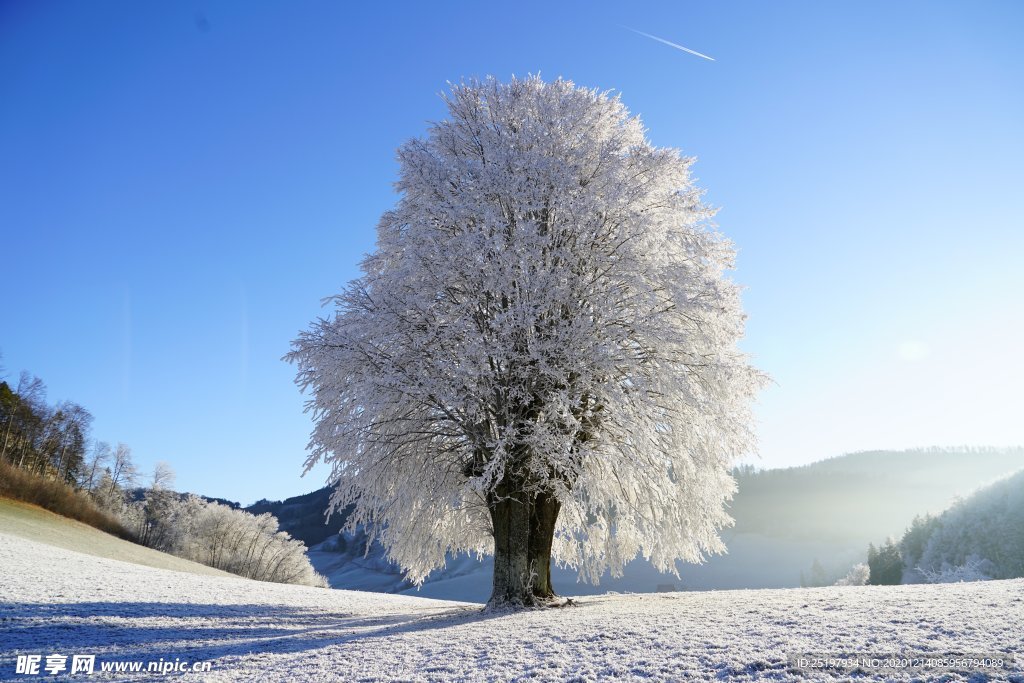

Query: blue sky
[2,1,1022,505]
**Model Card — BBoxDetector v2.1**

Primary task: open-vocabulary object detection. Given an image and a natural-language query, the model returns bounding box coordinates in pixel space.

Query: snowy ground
[2,531,1023,681]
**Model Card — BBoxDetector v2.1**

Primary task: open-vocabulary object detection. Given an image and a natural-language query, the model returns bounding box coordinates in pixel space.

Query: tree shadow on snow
[0,599,504,667]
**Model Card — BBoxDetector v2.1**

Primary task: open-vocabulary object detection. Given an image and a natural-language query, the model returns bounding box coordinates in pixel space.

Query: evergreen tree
[867,538,903,585]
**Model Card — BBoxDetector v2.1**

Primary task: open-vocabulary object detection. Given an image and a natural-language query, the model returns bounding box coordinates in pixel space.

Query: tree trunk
[488,479,532,607]
[528,490,561,600]
[488,479,562,608]
[0,412,15,462]
[55,442,67,481]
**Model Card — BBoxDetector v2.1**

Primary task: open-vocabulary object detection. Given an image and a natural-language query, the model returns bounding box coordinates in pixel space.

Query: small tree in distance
[288,76,763,607]
[867,539,904,585]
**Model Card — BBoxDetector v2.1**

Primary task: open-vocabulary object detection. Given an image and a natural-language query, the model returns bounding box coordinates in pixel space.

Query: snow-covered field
[2,529,1022,682]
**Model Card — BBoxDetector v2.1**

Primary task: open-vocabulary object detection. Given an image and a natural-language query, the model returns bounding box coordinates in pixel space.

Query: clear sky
[2,1,1022,505]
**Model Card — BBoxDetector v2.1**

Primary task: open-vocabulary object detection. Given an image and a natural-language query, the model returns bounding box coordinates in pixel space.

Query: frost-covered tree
[184,500,326,586]
[288,76,763,607]
[150,461,175,490]
[106,442,138,497]
[833,562,870,586]
[79,440,112,492]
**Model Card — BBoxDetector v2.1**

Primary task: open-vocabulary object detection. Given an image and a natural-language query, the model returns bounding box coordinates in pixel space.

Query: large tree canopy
[288,76,763,606]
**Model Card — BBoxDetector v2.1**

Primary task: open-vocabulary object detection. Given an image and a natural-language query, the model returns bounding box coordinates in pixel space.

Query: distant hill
[729,447,1024,541]
[127,487,241,511]
[220,447,1024,598]
[246,487,348,548]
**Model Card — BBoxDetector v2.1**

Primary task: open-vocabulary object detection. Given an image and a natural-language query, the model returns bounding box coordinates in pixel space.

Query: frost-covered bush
[177,500,327,587]
[917,556,993,584]
[184,501,325,589]
[90,471,132,515]
[833,562,869,586]
[121,490,326,588]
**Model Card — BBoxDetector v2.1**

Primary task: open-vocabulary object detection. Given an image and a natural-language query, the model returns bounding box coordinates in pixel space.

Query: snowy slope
[3,532,1023,682]
[0,499,232,578]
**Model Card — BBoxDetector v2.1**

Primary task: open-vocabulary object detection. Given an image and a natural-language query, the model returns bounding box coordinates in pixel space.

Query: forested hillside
[247,487,345,548]
[900,468,1024,582]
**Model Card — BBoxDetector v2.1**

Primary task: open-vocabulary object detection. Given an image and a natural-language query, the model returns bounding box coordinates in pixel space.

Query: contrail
[626,27,715,62]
